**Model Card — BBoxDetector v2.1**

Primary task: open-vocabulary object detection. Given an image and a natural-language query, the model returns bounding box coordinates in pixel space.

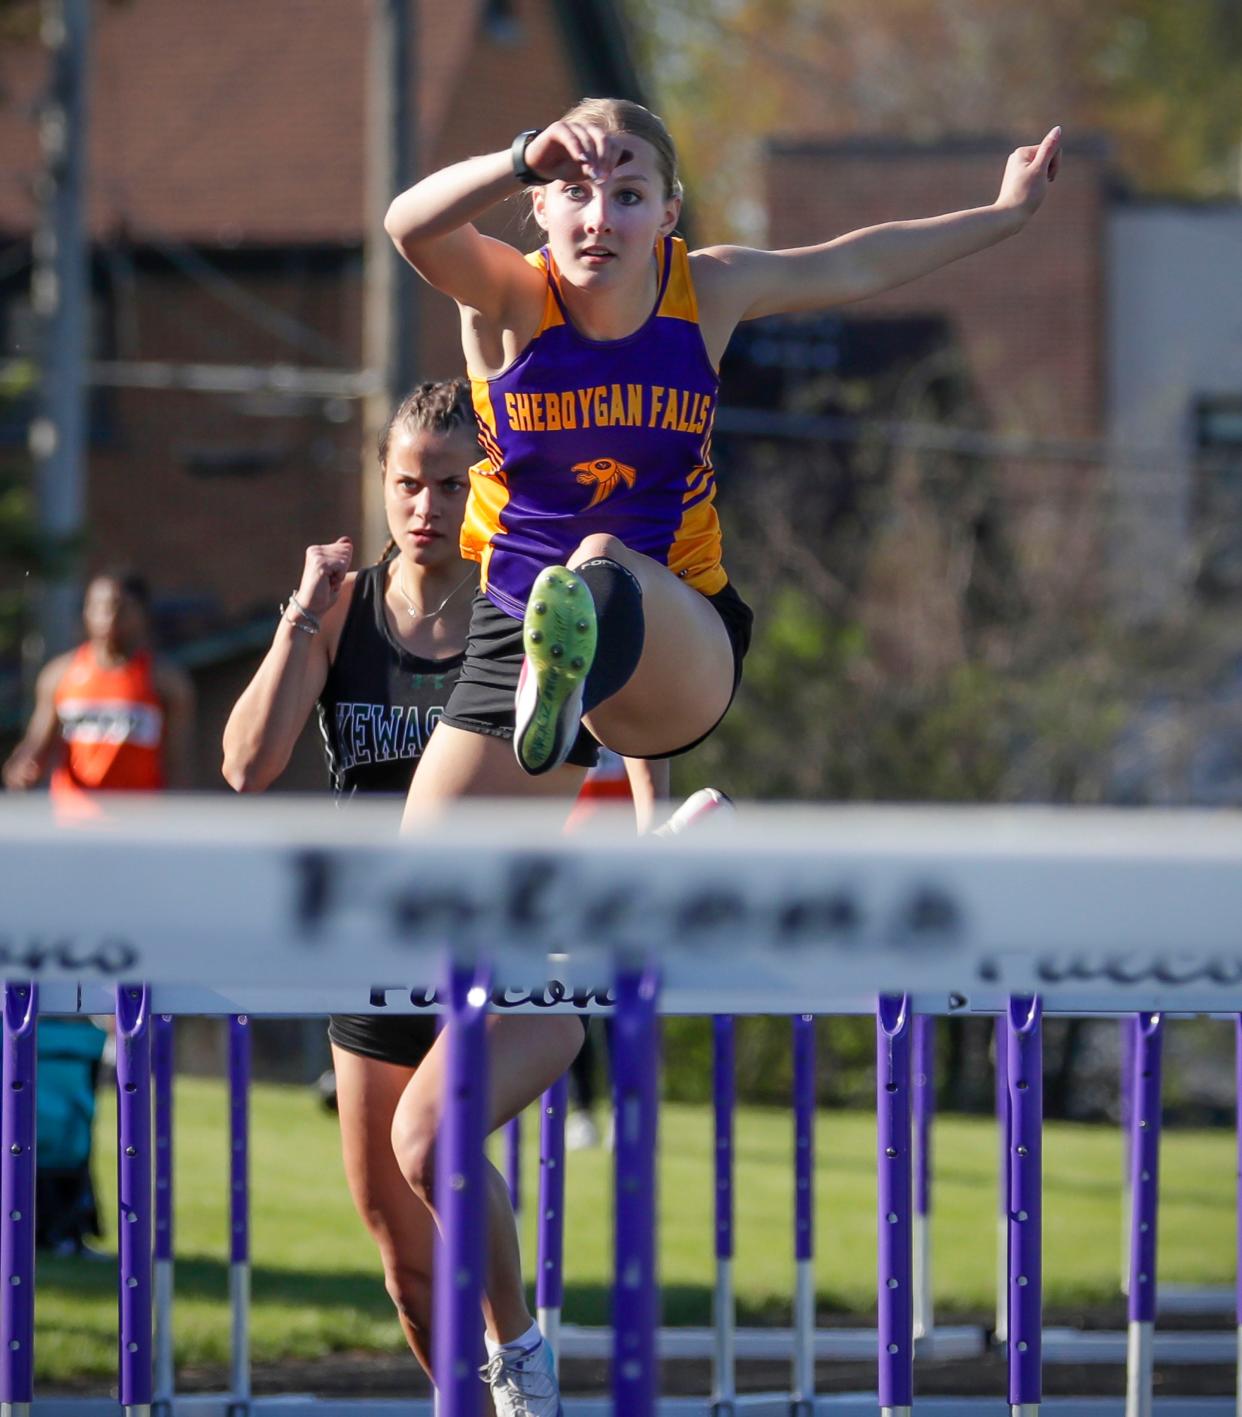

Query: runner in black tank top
[318,558,463,800]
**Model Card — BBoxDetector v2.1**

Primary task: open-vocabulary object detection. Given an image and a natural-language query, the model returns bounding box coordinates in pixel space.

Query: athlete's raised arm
[221,539,352,792]
[384,123,636,318]
[693,127,1061,353]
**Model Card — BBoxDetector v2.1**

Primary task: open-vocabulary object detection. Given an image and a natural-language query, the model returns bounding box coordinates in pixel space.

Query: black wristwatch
[510,129,549,186]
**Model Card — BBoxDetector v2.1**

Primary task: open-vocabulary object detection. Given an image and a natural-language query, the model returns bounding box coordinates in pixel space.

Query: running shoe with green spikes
[514,566,598,775]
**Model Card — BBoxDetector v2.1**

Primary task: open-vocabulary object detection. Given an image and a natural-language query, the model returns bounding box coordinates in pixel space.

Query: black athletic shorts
[440,580,753,762]
[327,1013,439,1069]
[328,1010,589,1070]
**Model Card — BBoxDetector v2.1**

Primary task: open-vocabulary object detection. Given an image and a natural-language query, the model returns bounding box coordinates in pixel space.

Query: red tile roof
[0,0,482,244]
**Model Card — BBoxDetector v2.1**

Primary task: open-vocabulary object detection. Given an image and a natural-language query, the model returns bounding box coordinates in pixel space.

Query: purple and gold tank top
[463,235,727,618]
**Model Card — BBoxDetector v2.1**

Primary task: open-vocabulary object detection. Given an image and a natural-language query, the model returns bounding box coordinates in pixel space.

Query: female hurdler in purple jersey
[384,98,1060,1409]
[388,99,1061,805]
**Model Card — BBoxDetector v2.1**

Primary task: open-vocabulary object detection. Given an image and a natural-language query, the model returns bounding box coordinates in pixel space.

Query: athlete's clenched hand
[524,122,633,187]
[296,537,353,618]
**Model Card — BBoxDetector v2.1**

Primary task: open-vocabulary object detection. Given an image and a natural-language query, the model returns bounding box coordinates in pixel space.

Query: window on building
[1193,395,1242,596]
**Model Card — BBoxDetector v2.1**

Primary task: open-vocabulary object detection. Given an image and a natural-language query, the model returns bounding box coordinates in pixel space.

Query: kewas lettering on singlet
[333,699,444,773]
[501,384,714,436]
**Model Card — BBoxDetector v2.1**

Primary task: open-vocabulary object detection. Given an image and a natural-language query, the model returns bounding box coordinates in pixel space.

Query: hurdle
[3,799,1242,1415]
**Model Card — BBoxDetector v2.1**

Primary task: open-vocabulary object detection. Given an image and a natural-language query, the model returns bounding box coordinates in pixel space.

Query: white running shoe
[564,1109,600,1151]
[653,787,735,837]
[480,1334,563,1416]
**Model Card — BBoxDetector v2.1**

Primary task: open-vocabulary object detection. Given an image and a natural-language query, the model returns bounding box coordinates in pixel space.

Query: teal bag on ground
[36,1018,106,1172]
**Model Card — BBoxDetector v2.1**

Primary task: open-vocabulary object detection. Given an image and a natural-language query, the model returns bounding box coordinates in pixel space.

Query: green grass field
[32,1076,1233,1381]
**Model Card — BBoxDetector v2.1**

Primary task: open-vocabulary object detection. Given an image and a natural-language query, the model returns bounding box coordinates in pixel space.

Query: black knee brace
[575,557,645,712]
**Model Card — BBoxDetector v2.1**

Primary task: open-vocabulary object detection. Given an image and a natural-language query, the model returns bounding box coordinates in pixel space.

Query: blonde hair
[557,97,682,202]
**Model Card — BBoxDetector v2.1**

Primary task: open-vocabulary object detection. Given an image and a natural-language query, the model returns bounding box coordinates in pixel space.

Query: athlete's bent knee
[391,1117,437,1202]
[574,556,645,712]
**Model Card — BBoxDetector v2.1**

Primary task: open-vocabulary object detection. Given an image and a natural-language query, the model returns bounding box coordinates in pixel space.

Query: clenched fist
[295,537,354,618]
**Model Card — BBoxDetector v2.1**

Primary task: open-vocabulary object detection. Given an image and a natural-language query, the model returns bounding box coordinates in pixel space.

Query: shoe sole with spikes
[514,566,598,776]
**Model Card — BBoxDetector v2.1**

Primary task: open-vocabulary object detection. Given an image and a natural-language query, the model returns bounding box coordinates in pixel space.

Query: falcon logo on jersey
[574,458,636,509]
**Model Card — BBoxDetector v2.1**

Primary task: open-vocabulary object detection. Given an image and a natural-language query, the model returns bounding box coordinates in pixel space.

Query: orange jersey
[51,645,166,797]
[564,747,634,833]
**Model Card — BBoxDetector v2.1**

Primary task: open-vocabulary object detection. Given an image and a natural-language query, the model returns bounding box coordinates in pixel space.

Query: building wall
[1108,204,1242,617]
[763,139,1111,616]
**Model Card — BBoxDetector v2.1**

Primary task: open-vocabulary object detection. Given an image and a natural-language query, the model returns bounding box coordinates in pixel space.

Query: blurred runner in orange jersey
[563,746,668,835]
[2,570,195,804]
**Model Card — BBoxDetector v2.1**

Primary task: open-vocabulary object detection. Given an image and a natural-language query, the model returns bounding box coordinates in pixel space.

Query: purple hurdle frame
[153,1014,175,1412]
[1236,1015,1242,1414]
[711,1014,736,1417]
[1120,1016,1137,1298]
[536,1074,568,1365]
[116,984,153,1417]
[792,1013,816,1415]
[1006,996,1043,1417]
[1125,1012,1163,1417]
[995,1015,1010,1345]
[612,965,660,1417]
[505,1115,522,1230]
[434,961,490,1417]
[877,994,913,1417]
[1,983,37,1417]
[912,1014,935,1342]
[228,1016,251,1415]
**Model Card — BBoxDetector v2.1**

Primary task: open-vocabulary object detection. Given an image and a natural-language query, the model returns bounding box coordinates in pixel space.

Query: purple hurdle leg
[1,983,37,1417]
[1236,1016,1242,1414]
[712,1015,736,1417]
[116,984,153,1417]
[1007,996,1043,1417]
[536,1074,568,1366]
[1125,1013,1163,1417]
[912,1015,935,1342]
[792,1014,816,1416]
[434,962,490,1417]
[877,995,913,1417]
[995,1016,1010,1345]
[505,1114,522,1229]
[1120,1017,1136,1297]
[153,1015,175,1412]
[612,965,660,1417]
[228,1016,251,1415]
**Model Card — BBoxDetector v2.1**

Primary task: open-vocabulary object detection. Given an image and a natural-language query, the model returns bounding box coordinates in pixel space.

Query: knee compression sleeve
[575,557,645,712]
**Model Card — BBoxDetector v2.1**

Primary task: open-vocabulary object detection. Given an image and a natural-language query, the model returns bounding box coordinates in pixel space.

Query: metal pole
[612,965,660,1417]
[153,1015,175,1413]
[433,961,489,1417]
[877,995,913,1417]
[228,1017,251,1416]
[1125,1013,1163,1417]
[791,1014,816,1416]
[536,1074,567,1368]
[1007,997,1043,1417]
[362,0,418,557]
[711,1015,736,1417]
[0,984,37,1417]
[31,0,91,659]
[116,984,153,1417]
[912,1014,935,1342]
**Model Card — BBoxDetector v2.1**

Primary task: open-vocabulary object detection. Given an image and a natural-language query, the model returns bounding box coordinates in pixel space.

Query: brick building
[0,0,645,787]
[749,135,1115,660]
